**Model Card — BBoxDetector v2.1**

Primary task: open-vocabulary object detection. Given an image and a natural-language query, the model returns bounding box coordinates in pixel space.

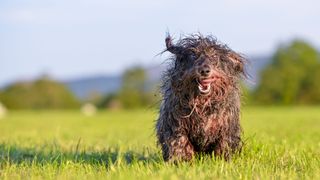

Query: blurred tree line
[1,39,319,109]
[0,78,80,109]
[0,67,160,110]
[252,40,320,105]
[97,66,160,109]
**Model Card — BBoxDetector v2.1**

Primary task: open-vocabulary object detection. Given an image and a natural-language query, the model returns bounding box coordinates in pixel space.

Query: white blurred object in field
[0,102,7,119]
[81,103,97,116]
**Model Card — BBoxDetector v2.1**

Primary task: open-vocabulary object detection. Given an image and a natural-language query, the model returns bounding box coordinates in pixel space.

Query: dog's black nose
[199,65,211,77]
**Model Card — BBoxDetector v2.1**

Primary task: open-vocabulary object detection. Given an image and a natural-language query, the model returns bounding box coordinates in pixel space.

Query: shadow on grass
[0,143,162,167]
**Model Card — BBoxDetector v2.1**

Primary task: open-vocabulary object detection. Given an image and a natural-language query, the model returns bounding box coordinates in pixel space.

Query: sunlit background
[1,0,320,110]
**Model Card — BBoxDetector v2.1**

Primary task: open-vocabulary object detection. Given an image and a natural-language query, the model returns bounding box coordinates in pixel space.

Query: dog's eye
[188,52,198,61]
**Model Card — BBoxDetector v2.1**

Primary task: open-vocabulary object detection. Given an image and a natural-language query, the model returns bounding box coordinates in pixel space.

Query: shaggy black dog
[156,34,246,162]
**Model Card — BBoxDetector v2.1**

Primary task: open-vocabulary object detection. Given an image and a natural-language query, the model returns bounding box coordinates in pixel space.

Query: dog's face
[166,35,245,99]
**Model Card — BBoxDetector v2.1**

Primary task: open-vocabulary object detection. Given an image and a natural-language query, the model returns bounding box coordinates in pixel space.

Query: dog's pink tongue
[201,82,209,89]
[200,79,213,87]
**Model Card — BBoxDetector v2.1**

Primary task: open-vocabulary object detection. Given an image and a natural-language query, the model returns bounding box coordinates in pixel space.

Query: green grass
[0,107,319,179]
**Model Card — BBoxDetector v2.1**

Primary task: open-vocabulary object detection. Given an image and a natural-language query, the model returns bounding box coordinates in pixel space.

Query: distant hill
[63,76,121,100]
[246,55,271,87]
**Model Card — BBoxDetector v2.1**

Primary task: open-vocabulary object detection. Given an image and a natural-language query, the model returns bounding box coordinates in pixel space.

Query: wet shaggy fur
[156,34,246,162]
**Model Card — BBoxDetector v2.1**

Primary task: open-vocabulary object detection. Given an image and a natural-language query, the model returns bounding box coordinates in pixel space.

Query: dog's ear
[165,35,182,55]
[227,52,245,74]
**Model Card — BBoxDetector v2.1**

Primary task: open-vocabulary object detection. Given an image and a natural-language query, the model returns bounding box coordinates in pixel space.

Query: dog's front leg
[164,135,194,162]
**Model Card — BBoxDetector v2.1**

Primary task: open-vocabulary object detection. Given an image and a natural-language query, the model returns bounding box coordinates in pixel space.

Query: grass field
[0,107,319,179]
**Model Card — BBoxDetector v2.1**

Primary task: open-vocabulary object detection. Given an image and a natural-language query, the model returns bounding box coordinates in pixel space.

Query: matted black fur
[156,33,246,162]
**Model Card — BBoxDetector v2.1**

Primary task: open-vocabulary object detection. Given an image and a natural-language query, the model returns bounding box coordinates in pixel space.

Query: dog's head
[166,34,246,100]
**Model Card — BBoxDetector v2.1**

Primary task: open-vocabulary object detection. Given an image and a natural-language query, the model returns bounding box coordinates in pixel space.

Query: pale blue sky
[0,0,319,86]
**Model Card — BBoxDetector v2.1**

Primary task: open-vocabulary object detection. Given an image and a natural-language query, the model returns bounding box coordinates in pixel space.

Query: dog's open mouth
[197,78,214,95]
